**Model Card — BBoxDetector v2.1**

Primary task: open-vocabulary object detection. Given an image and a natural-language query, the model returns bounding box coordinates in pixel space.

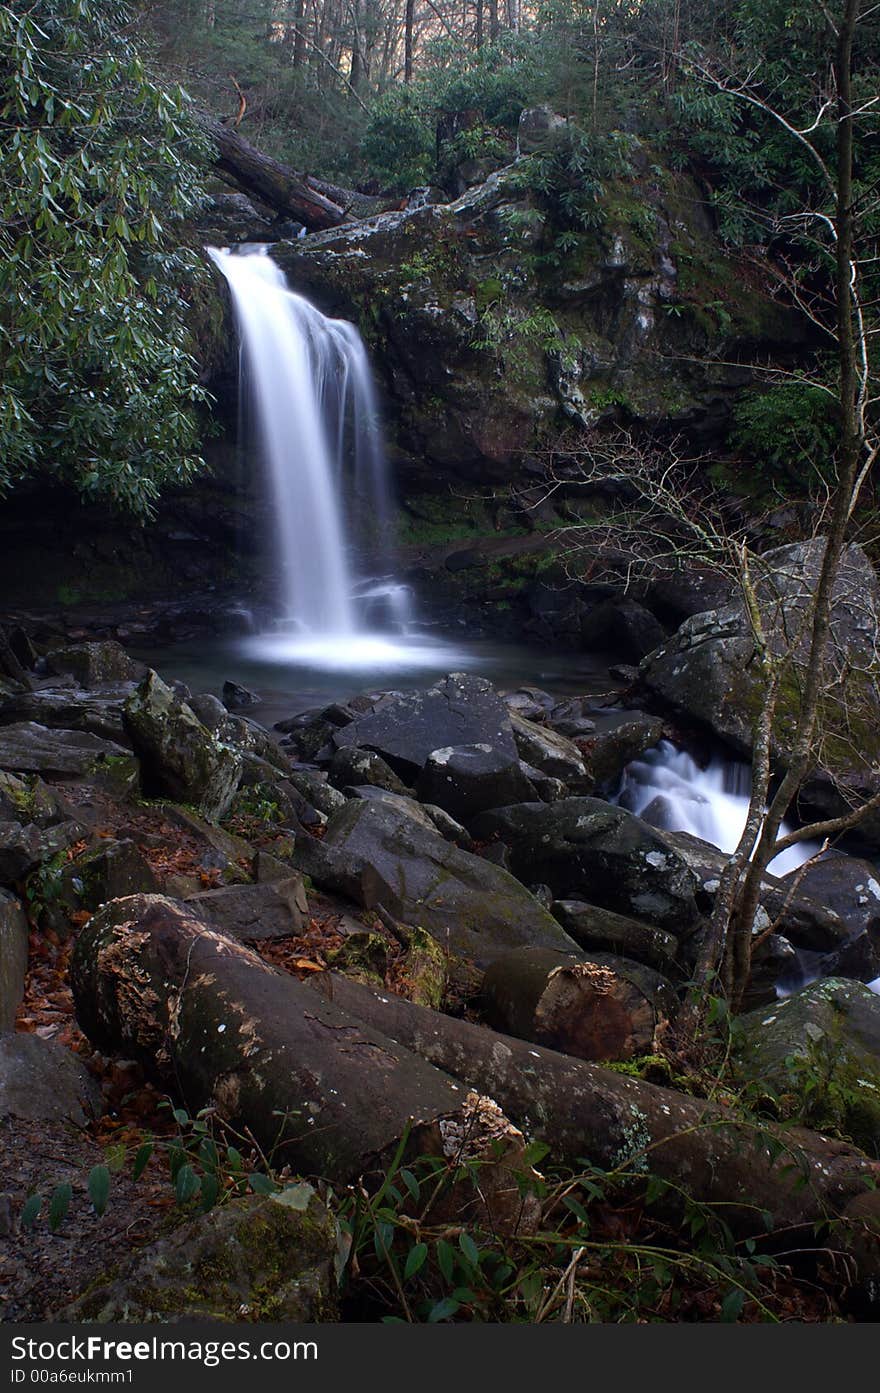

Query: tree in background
[0,0,209,515]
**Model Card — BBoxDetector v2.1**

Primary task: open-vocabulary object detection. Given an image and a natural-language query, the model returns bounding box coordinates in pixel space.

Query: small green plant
[729,382,839,490]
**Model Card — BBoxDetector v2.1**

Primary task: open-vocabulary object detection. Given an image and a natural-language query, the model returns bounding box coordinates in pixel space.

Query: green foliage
[333,1132,791,1322]
[360,89,433,193]
[729,383,839,488]
[0,0,210,514]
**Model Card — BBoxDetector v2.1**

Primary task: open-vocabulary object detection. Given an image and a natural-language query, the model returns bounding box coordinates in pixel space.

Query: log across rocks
[480,946,676,1062]
[70,896,532,1205]
[308,971,880,1263]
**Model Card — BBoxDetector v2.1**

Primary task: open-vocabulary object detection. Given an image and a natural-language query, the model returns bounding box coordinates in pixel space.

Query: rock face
[640,540,880,844]
[124,670,242,819]
[293,797,579,963]
[61,1193,338,1323]
[330,673,517,781]
[270,152,797,490]
[0,1033,102,1124]
[469,799,703,935]
[0,893,28,1030]
[734,979,880,1152]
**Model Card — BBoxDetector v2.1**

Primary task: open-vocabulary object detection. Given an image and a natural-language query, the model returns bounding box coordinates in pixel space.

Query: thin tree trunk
[404,0,414,81]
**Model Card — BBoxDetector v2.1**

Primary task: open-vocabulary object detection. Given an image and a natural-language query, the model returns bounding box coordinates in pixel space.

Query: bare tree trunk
[489,0,499,42]
[475,0,483,48]
[404,0,414,81]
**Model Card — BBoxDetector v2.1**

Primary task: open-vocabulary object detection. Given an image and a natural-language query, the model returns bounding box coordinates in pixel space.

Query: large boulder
[0,722,133,780]
[733,979,880,1152]
[509,711,588,786]
[0,1033,102,1124]
[45,641,145,687]
[552,899,682,976]
[416,743,538,822]
[60,1192,337,1323]
[469,799,703,935]
[0,892,28,1030]
[640,541,880,844]
[185,878,308,942]
[330,673,517,781]
[124,671,242,820]
[656,828,859,958]
[0,686,133,745]
[292,798,579,964]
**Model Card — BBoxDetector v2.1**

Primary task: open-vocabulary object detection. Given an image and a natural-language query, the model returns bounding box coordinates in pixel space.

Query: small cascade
[616,740,818,877]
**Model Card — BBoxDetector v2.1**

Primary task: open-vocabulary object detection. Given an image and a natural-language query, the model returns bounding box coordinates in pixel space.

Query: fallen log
[309,971,880,1262]
[198,114,347,232]
[480,946,676,1062]
[70,895,533,1214]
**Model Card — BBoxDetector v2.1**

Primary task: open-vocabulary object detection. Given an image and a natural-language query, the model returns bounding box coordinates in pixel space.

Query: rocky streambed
[2,541,880,1321]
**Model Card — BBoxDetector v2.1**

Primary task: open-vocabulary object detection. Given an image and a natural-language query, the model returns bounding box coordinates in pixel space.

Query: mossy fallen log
[308,971,880,1270]
[70,895,531,1214]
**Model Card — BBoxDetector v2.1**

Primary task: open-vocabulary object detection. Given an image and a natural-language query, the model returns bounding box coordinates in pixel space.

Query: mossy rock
[733,979,880,1153]
[59,1193,338,1323]
[124,671,242,821]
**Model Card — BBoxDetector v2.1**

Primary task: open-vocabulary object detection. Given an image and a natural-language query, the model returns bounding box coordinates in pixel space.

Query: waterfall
[616,740,818,876]
[208,244,396,639]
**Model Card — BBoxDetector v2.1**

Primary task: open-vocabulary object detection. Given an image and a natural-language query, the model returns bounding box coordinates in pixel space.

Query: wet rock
[509,711,588,786]
[646,567,735,625]
[786,854,880,943]
[0,817,84,886]
[0,722,133,780]
[345,785,473,848]
[552,899,682,975]
[502,688,557,722]
[0,686,133,745]
[328,674,515,785]
[469,799,703,935]
[187,693,228,732]
[292,797,579,964]
[640,541,880,845]
[580,597,667,661]
[416,743,537,822]
[548,696,596,739]
[42,840,161,935]
[733,979,880,1151]
[60,1193,337,1322]
[328,745,412,796]
[0,893,28,1030]
[124,671,242,820]
[185,878,308,941]
[657,828,855,957]
[286,767,347,817]
[329,673,517,781]
[0,1033,102,1124]
[45,641,145,687]
[579,710,665,789]
[222,680,261,711]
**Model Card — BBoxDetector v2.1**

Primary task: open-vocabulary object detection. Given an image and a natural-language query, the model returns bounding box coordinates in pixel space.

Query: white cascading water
[616,740,817,877]
[208,245,455,670]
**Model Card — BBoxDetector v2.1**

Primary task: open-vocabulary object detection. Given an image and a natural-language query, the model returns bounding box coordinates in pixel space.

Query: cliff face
[267,150,803,491]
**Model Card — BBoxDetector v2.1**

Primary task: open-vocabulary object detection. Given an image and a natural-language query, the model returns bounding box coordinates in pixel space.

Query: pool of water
[132,629,622,731]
